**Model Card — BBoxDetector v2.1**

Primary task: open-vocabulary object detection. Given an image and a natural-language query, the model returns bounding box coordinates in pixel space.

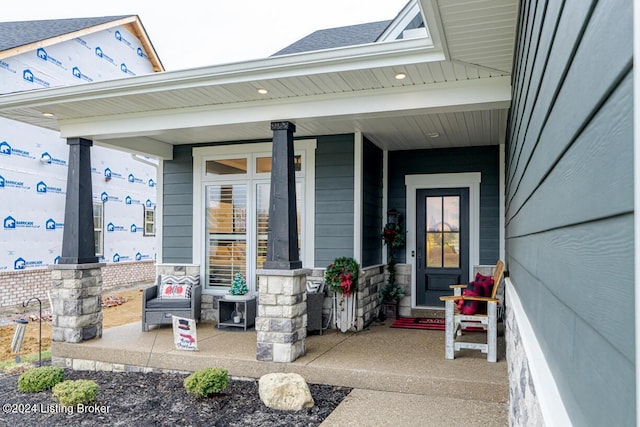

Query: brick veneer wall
[0,261,156,309]
[101,261,156,290]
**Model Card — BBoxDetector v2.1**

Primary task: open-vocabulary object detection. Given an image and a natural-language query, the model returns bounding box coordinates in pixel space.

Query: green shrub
[17,366,64,392]
[184,368,229,397]
[52,379,99,407]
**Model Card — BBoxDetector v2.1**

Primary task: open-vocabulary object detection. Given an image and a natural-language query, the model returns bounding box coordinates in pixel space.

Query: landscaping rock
[258,372,315,411]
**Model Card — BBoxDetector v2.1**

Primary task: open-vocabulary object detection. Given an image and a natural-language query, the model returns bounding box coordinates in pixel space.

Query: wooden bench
[439,260,505,362]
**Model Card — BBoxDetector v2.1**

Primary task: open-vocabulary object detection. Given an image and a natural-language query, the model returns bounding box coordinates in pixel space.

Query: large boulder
[258,373,314,411]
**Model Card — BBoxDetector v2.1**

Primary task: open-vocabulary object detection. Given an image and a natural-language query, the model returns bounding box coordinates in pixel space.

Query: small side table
[218,297,256,331]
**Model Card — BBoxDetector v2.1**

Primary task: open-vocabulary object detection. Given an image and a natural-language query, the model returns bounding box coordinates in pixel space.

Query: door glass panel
[206,184,247,288]
[443,196,460,268]
[426,232,443,267]
[425,195,461,268]
[443,233,460,268]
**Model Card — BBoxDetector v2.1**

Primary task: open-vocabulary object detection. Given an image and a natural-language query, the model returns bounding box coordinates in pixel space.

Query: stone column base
[50,263,105,343]
[256,268,309,363]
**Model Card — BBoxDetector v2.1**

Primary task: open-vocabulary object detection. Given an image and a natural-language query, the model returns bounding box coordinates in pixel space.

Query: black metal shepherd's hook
[23,297,42,367]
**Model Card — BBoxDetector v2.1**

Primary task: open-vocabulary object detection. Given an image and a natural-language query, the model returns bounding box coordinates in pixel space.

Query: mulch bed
[0,368,351,426]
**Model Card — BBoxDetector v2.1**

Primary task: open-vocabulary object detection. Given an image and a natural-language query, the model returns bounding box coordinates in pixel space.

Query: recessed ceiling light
[257,88,268,94]
[42,112,54,117]
[394,72,407,80]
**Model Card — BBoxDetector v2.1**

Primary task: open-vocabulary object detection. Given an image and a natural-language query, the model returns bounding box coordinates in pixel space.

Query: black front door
[415,188,469,306]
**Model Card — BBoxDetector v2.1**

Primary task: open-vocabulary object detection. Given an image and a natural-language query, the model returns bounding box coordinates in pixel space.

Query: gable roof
[0,15,164,71]
[272,20,392,56]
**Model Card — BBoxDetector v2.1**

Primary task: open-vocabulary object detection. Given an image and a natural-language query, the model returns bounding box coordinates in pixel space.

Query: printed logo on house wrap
[4,215,40,229]
[114,30,132,47]
[120,63,135,76]
[14,257,44,270]
[112,253,130,263]
[107,222,126,232]
[45,218,64,230]
[100,192,121,203]
[0,60,17,74]
[148,179,156,188]
[0,174,30,190]
[22,69,50,87]
[125,195,141,205]
[145,199,155,208]
[94,47,116,66]
[0,141,35,159]
[136,47,147,58]
[40,152,67,166]
[104,168,124,179]
[36,48,66,70]
[74,37,91,50]
[135,252,152,261]
[127,173,144,184]
[130,224,143,233]
[71,66,93,82]
[36,181,64,195]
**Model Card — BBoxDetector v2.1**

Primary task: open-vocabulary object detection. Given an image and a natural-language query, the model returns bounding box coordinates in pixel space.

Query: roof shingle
[272,20,391,56]
[0,16,133,52]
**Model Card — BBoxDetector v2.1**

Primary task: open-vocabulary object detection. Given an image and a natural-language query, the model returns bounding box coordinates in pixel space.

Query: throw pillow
[158,275,199,299]
[474,273,495,297]
[457,282,481,315]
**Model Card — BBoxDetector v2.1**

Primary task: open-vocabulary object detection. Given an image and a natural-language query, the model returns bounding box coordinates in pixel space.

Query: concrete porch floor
[53,320,509,426]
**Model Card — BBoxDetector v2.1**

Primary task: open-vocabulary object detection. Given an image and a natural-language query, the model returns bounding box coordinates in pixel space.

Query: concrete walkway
[52,319,508,426]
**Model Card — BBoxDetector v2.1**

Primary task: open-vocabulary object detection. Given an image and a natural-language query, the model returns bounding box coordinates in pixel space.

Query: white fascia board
[0,38,441,111]
[378,0,428,42]
[58,76,511,138]
[419,0,449,59]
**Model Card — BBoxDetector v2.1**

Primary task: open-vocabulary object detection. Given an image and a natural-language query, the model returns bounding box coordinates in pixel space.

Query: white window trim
[193,140,316,294]
[93,202,104,258]
[405,172,481,309]
[143,205,156,236]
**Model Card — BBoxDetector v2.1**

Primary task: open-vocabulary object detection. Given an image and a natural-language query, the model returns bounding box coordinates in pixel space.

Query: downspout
[130,154,160,261]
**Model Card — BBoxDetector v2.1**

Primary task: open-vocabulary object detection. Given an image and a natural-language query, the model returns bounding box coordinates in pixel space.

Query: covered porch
[53,318,508,423]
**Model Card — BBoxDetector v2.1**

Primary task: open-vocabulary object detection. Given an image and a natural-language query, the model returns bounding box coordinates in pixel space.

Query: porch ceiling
[0,0,517,158]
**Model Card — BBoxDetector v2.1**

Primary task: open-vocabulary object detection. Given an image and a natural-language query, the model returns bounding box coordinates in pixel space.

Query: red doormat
[390,317,446,330]
[390,317,486,331]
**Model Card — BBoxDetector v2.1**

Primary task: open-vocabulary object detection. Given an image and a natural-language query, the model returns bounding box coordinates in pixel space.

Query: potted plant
[325,257,359,332]
[380,220,405,319]
[226,272,250,301]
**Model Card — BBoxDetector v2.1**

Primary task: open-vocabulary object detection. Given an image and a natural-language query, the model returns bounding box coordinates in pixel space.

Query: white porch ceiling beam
[58,76,511,140]
[94,137,173,160]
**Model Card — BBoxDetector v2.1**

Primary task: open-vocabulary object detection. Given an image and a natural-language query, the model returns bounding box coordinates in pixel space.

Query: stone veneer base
[50,263,105,343]
[255,268,309,363]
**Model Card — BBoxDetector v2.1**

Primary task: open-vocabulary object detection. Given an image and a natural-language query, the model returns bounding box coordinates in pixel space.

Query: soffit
[0,1,518,156]
[433,0,518,73]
